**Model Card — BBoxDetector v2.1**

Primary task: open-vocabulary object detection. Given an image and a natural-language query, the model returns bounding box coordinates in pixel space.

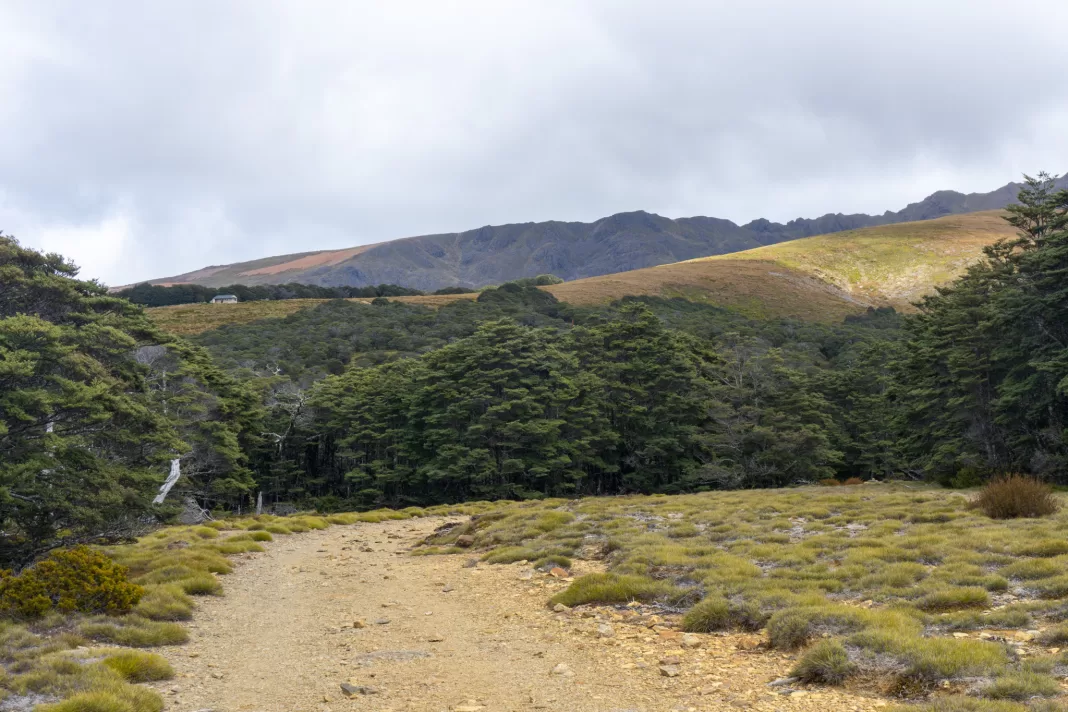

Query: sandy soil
[156,518,888,712]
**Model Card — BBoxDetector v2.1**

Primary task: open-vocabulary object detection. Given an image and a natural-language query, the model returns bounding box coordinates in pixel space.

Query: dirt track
[156,518,886,712]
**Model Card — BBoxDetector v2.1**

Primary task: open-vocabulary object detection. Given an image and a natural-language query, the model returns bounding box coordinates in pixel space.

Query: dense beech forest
[2,175,1067,566]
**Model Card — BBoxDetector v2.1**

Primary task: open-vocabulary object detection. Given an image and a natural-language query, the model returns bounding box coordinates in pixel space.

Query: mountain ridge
[143,174,1068,291]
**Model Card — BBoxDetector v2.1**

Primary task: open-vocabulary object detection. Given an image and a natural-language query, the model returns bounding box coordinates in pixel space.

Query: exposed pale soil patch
[158,518,887,712]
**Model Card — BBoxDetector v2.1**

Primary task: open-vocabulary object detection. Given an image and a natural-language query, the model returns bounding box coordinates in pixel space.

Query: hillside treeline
[2,175,1067,566]
[115,281,429,306]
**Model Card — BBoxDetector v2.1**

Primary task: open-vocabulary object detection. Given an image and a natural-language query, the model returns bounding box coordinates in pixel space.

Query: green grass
[79,617,190,647]
[980,671,1061,701]
[102,651,175,682]
[791,640,855,684]
[133,585,195,621]
[548,573,678,607]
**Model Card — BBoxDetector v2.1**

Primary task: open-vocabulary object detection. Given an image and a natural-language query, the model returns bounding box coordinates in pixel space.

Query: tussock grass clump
[1012,539,1068,557]
[980,671,1061,701]
[326,513,361,525]
[77,614,189,649]
[791,640,855,684]
[681,597,731,632]
[532,555,571,570]
[915,587,990,612]
[79,616,189,647]
[481,547,537,564]
[932,607,1031,631]
[888,698,1030,712]
[133,585,194,621]
[291,516,329,530]
[1001,558,1061,580]
[37,686,165,712]
[176,573,223,596]
[1029,576,1068,599]
[135,565,197,585]
[549,574,677,607]
[680,596,769,632]
[1037,623,1068,645]
[190,526,219,539]
[102,650,175,682]
[972,475,1059,519]
[208,538,265,555]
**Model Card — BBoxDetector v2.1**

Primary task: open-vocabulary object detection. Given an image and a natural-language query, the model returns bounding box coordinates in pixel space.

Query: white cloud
[1,0,1067,284]
[14,211,135,285]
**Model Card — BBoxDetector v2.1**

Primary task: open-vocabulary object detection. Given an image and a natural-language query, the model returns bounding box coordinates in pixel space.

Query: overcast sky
[3,1,1067,285]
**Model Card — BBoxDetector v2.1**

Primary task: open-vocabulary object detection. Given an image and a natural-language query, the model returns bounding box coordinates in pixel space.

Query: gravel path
[157,518,887,712]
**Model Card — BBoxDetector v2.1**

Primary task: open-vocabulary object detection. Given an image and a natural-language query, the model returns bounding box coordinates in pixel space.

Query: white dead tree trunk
[153,458,182,505]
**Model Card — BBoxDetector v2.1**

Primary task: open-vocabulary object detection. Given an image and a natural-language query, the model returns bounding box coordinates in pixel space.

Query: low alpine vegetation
[420,483,1068,705]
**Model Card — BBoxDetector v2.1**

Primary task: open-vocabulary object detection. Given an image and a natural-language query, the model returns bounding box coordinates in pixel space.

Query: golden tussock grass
[545,211,1018,319]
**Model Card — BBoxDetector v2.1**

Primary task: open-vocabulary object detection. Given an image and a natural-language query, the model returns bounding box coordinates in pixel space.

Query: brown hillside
[546,210,1017,319]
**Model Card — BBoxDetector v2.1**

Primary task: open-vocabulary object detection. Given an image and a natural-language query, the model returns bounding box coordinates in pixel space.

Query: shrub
[0,547,143,618]
[247,531,273,542]
[791,640,855,684]
[102,650,175,682]
[972,475,1059,519]
[843,477,864,486]
[819,479,842,487]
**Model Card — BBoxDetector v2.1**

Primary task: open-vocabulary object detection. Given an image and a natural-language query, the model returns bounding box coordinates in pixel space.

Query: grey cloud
[2,0,1067,284]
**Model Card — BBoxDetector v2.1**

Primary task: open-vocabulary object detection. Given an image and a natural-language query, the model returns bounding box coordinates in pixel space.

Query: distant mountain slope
[147,212,768,291]
[144,175,1065,291]
[743,174,1068,241]
[149,210,1019,334]
[545,211,1017,319]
